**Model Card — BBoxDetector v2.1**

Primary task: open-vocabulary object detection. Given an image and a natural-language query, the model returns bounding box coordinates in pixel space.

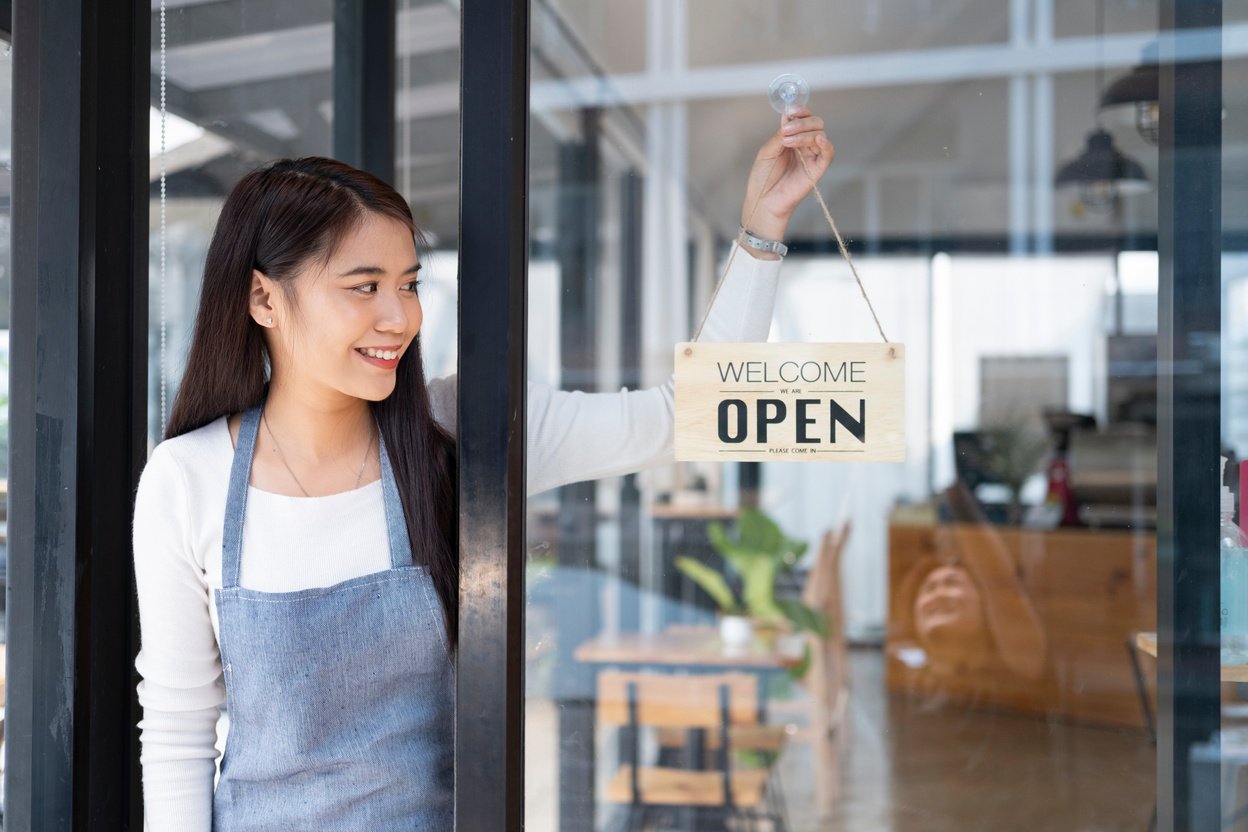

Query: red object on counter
[1240,460,1248,537]
[1046,453,1080,527]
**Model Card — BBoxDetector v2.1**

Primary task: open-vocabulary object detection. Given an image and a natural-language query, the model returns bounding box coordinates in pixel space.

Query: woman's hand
[738,104,834,251]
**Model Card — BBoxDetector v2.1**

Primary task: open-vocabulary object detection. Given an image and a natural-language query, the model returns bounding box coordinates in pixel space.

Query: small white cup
[719,615,754,648]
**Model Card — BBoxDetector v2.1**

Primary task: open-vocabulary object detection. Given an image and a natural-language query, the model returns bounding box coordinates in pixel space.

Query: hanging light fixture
[1055,0,1151,212]
[1055,128,1151,210]
[1100,43,1159,145]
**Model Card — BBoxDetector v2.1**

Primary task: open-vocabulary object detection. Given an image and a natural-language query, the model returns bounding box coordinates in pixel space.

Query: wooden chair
[654,522,852,817]
[598,669,788,831]
[800,522,851,817]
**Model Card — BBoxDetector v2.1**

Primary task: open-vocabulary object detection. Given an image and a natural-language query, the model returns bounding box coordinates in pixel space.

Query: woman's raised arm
[425,106,833,496]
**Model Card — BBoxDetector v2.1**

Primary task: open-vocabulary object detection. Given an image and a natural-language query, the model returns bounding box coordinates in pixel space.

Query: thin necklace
[261,407,375,497]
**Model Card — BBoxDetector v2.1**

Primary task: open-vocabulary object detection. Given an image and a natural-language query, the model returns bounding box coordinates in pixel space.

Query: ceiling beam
[152,0,328,50]
[532,24,1244,110]
[149,72,294,159]
[155,3,457,92]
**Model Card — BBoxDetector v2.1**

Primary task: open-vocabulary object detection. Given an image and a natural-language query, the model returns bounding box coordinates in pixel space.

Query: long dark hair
[166,156,459,644]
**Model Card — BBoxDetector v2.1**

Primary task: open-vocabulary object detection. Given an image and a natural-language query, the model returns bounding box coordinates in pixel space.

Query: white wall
[762,252,1112,638]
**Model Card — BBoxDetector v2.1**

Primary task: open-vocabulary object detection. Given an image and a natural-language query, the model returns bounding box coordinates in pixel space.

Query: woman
[892,484,1048,684]
[132,105,832,830]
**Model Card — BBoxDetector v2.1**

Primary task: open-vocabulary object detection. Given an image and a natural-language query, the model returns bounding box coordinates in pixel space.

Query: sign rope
[691,119,890,346]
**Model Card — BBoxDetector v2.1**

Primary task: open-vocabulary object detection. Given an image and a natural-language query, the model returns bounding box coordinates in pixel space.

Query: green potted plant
[675,508,825,649]
[981,419,1050,525]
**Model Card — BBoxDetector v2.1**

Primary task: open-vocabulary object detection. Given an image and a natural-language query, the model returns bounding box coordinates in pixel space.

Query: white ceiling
[152,0,1248,247]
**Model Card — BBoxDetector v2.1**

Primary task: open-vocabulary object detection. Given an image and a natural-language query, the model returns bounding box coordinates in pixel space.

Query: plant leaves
[740,558,784,621]
[777,598,828,638]
[674,556,740,613]
[787,642,813,681]
[700,509,817,628]
[735,747,779,769]
[738,509,784,554]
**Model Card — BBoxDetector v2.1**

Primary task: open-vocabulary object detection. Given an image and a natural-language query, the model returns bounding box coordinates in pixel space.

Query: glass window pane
[147,1,336,447]
[524,2,1175,829]
[141,6,462,827]
[396,0,459,382]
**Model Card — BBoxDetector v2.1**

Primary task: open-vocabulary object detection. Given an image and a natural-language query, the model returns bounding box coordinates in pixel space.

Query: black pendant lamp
[1055,0,1150,211]
[1100,44,1160,145]
[1055,128,1151,210]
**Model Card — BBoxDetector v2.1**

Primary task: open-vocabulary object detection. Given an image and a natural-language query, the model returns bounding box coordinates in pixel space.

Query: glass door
[513,1,1239,830]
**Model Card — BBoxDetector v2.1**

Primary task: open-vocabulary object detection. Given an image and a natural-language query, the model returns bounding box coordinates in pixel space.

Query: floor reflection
[526,647,1155,831]
[781,649,1154,832]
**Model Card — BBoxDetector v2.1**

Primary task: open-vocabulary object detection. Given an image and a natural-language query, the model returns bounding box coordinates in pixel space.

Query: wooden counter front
[886,523,1156,727]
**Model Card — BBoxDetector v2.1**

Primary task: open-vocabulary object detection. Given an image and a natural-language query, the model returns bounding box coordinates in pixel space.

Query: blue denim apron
[212,401,454,831]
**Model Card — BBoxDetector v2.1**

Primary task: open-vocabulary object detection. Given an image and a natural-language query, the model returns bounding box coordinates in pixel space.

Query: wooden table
[1129,631,1248,745]
[574,626,803,672]
[1134,632,1248,682]
[1132,631,1248,826]
[568,626,799,832]
[648,504,740,521]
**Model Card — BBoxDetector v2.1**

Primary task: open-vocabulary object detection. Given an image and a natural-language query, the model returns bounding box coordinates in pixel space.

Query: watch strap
[738,225,788,257]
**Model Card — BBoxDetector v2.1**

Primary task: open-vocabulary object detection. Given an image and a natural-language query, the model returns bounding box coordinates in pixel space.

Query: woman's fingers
[781,104,814,124]
[758,106,818,150]
[790,133,834,178]
[782,115,824,136]
[807,134,835,172]
[751,106,834,189]
[779,109,828,161]
[757,107,828,159]
[782,129,828,149]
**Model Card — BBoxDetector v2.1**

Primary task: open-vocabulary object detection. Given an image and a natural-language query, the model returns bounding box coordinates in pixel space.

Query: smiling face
[259,212,423,404]
[913,564,987,646]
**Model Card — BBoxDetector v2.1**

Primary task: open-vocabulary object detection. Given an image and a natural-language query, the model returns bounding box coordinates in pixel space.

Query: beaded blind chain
[159,0,169,435]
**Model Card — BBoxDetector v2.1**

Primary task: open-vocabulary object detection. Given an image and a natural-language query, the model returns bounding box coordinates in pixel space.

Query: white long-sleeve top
[132,243,781,830]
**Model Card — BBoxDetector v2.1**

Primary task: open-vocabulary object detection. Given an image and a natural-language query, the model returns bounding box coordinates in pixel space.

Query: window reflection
[147,0,460,449]
[522,0,1194,829]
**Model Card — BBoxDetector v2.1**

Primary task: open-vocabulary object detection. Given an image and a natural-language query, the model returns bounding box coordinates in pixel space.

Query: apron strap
[221,398,264,589]
[377,430,415,569]
[220,396,416,585]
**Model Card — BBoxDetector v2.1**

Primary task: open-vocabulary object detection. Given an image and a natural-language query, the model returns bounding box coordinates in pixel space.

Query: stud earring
[266,317,273,326]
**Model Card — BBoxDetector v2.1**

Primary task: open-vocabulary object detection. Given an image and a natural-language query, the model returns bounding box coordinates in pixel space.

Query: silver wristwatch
[738,225,788,257]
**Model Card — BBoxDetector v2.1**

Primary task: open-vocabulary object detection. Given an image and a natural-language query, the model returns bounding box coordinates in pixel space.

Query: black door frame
[6,0,149,828]
[1156,1,1223,830]
[333,0,396,183]
[454,0,530,828]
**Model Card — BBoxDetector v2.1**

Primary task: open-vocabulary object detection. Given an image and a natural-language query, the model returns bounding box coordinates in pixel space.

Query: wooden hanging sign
[674,341,905,463]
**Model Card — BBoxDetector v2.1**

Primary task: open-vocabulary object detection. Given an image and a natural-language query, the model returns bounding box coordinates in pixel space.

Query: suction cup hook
[768,73,811,118]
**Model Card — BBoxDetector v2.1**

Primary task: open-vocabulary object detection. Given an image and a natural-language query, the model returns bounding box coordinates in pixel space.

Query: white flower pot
[719,615,754,648]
